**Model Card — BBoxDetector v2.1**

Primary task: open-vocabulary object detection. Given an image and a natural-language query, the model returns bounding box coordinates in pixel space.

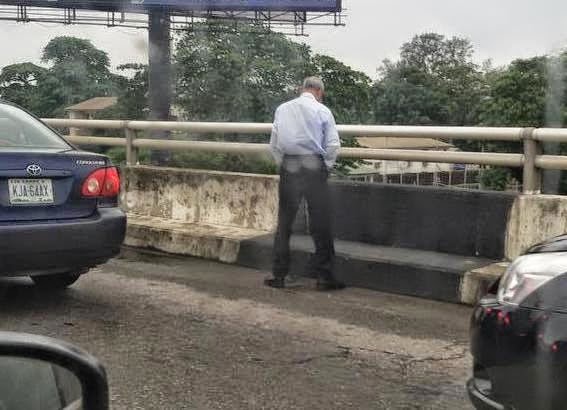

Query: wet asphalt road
[0,251,474,409]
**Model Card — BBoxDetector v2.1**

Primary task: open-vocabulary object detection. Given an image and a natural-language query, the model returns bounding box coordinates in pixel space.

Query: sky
[1,0,567,78]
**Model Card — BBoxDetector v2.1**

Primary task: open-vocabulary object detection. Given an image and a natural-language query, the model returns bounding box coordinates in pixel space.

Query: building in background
[346,137,481,189]
[66,97,117,136]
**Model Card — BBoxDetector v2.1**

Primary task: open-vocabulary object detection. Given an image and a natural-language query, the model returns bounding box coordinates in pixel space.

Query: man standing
[265,77,345,291]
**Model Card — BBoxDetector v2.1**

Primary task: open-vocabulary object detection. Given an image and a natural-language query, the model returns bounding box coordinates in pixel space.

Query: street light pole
[148,9,172,164]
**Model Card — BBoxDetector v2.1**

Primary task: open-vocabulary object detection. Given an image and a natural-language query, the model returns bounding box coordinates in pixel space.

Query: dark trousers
[273,155,335,281]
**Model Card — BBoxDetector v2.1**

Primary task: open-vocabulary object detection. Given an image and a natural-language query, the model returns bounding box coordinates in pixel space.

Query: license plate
[8,179,54,205]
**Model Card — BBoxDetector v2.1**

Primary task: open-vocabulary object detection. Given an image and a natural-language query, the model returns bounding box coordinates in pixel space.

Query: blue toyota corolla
[0,100,126,290]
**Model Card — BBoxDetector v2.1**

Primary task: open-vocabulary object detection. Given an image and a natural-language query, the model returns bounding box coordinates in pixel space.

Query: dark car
[468,234,567,410]
[0,101,126,289]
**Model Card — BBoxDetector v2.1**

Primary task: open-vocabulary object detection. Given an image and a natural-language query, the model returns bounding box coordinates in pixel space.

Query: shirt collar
[301,92,317,100]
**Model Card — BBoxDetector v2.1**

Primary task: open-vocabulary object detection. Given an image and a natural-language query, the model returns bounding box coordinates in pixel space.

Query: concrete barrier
[121,166,279,262]
[505,195,567,260]
[329,183,516,260]
[120,166,567,304]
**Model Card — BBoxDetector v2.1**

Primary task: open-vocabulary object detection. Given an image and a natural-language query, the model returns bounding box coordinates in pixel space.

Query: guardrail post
[522,127,542,194]
[125,127,139,166]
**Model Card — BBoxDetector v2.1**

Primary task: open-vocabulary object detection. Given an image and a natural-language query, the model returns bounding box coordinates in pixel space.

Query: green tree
[107,63,149,120]
[478,55,567,192]
[481,167,514,191]
[39,36,118,116]
[372,33,551,191]
[0,63,48,114]
[42,36,111,81]
[373,33,485,126]
[310,54,373,124]
[175,21,311,125]
[477,57,547,189]
[479,57,548,128]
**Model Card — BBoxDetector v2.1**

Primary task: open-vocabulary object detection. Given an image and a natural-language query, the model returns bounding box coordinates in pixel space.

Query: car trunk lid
[0,149,109,222]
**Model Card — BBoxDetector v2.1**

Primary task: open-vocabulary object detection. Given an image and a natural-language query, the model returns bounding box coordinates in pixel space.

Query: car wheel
[31,271,83,290]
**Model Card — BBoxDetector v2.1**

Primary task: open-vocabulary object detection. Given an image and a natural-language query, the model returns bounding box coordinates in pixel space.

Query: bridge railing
[42,118,567,194]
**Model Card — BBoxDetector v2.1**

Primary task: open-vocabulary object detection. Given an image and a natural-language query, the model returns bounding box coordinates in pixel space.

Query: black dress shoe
[264,277,285,288]
[316,280,346,291]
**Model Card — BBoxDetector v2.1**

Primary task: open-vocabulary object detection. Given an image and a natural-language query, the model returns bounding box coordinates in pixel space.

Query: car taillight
[82,167,120,198]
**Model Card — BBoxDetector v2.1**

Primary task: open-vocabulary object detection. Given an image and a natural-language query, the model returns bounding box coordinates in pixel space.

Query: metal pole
[64,136,127,146]
[535,155,567,170]
[148,9,172,165]
[522,128,542,194]
[126,128,138,166]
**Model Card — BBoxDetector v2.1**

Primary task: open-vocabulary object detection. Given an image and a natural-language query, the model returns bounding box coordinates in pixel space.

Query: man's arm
[322,109,341,170]
[270,109,283,166]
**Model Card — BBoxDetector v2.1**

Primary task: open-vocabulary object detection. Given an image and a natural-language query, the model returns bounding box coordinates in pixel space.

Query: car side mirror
[0,332,108,410]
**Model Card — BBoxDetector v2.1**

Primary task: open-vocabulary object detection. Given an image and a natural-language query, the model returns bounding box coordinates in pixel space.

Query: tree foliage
[0,36,118,117]
[175,22,311,124]
[374,33,485,127]
[41,37,117,116]
[310,54,372,125]
[110,63,149,120]
[0,63,47,113]
[476,56,567,189]
[479,57,548,127]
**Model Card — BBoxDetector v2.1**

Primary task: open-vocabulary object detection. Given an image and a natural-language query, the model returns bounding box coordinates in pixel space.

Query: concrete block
[121,166,279,231]
[505,195,567,260]
[198,172,279,231]
[460,262,508,305]
[121,166,201,223]
[125,214,269,264]
[238,234,496,304]
[330,182,516,259]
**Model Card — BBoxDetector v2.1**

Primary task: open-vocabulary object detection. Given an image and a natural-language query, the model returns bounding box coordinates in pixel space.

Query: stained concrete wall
[122,166,279,231]
[121,166,567,263]
[505,195,567,260]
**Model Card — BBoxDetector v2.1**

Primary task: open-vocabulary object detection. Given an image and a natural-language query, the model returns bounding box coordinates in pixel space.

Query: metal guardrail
[42,118,567,195]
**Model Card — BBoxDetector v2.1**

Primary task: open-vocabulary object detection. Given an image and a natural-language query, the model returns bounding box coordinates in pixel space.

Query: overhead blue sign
[2,0,341,12]
[132,0,341,11]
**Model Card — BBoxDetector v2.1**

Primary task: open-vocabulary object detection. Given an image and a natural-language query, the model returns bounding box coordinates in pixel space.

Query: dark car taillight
[82,167,120,198]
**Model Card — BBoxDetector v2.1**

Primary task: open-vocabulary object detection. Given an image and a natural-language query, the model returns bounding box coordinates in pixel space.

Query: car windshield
[0,104,69,150]
[5,1,567,410]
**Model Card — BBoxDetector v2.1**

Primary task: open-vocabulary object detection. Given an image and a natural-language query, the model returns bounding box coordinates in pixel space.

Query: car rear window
[0,104,70,150]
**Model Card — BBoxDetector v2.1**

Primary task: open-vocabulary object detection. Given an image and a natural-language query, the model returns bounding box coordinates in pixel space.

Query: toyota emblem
[26,164,42,176]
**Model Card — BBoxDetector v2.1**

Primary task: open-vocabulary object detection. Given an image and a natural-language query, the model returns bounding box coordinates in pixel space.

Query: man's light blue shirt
[270,92,341,169]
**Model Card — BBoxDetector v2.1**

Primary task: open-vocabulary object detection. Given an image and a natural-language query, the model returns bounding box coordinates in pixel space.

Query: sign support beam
[148,8,172,164]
